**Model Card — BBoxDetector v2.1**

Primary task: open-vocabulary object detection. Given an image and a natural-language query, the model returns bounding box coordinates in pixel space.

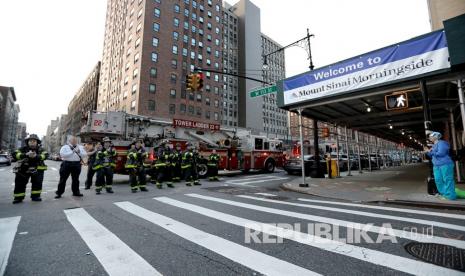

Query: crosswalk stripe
[64,208,162,276]
[115,202,319,276]
[239,196,465,232]
[231,195,465,249]
[0,216,21,276]
[297,198,465,220]
[226,176,288,183]
[155,196,461,276]
[254,193,277,197]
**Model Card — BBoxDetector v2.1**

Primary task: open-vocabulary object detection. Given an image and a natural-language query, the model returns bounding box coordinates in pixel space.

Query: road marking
[239,196,465,232]
[0,216,21,276]
[233,195,465,249]
[0,169,5,172]
[254,193,277,197]
[297,198,465,220]
[64,208,161,276]
[155,196,460,276]
[51,167,58,171]
[225,176,288,186]
[116,202,318,276]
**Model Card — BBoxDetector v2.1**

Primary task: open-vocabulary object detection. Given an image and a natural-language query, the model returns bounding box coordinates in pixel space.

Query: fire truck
[78,111,285,177]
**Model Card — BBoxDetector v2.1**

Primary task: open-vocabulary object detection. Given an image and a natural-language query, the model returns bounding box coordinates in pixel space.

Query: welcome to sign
[281,31,450,106]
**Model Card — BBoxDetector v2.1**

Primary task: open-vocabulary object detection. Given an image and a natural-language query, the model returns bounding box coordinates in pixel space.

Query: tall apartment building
[261,34,287,137]
[428,0,465,30]
[43,118,59,154]
[66,62,101,137]
[97,0,224,124]
[221,2,239,127]
[0,86,19,151]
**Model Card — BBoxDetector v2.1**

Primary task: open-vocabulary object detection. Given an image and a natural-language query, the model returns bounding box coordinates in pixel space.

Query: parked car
[284,155,327,176]
[0,154,11,166]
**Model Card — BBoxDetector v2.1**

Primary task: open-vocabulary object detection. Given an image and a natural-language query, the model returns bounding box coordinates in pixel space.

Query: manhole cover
[404,242,465,272]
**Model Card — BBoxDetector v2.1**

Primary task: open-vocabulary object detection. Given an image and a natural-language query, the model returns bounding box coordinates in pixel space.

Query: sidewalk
[281,163,465,209]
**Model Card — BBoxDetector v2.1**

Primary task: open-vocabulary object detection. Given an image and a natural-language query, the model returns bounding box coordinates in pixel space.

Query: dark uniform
[171,144,183,182]
[182,146,201,186]
[125,140,149,192]
[153,145,174,188]
[84,144,98,189]
[207,152,220,181]
[12,134,48,204]
[93,139,116,194]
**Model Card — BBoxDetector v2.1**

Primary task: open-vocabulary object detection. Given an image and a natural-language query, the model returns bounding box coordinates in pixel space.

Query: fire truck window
[255,138,263,150]
[264,142,270,150]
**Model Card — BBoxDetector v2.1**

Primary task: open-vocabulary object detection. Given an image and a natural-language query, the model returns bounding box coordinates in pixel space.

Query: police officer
[182,143,201,186]
[84,142,99,190]
[153,140,174,188]
[125,138,149,192]
[171,143,183,182]
[94,137,116,194]
[12,134,48,204]
[207,149,220,181]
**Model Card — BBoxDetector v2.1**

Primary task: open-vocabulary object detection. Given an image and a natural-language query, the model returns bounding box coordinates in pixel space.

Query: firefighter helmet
[102,137,112,143]
[25,134,41,144]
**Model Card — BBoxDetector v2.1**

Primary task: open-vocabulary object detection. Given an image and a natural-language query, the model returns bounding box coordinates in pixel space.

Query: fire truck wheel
[264,160,275,173]
[197,164,208,178]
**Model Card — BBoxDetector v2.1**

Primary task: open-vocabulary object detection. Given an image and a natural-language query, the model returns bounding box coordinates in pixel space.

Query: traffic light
[322,127,330,138]
[186,74,194,91]
[385,92,408,110]
[196,72,204,91]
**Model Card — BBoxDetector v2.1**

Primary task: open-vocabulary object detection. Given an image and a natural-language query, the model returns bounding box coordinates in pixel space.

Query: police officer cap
[429,132,442,139]
[102,137,112,143]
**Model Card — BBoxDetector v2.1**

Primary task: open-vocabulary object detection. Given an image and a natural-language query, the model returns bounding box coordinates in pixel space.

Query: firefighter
[153,140,174,188]
[182,143,201,186]
[84,142,99,190]
[207,149,220,181]
[12,134,48,204]
[93,137,116,194]
[125,138,149,192]
[171,143,183,182]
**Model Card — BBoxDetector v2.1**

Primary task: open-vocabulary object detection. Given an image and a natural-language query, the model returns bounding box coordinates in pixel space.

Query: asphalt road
[1,161,465,275]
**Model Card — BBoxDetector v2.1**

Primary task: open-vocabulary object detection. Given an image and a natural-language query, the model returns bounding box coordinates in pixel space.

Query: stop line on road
[2,194,464,275]
[224,175,289,186]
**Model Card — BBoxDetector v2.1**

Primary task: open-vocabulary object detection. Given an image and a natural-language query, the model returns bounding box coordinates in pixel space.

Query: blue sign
[282,31,450,106]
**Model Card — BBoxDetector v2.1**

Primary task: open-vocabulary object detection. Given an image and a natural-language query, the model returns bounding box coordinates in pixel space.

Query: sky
[0,0,431,137]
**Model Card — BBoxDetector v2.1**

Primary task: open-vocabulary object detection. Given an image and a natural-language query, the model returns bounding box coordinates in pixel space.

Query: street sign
[249,85,277,98]
[385,92,409,110]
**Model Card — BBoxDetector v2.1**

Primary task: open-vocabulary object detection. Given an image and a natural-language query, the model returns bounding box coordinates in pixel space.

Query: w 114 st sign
[385,92,409,110]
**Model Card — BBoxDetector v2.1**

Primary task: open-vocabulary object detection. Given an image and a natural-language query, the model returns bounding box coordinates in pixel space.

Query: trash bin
[326,159,339,178]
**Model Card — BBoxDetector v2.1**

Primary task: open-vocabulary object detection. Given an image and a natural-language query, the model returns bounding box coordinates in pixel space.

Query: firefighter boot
[106,187,114,193]
[140,186,149,192]
[194,180,201,186]
[31,197,42,202]
[96,187,102,195]
[12,199,23,204]
[167,182,174,188]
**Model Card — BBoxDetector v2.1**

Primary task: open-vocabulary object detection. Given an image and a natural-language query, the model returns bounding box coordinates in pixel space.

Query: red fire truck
[78,111,285,177]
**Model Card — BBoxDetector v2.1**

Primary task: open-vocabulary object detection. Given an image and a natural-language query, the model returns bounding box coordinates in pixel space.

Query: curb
[280,183,465,211]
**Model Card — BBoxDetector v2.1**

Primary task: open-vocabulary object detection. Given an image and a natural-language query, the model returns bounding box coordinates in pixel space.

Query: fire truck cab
[239,135,284,173]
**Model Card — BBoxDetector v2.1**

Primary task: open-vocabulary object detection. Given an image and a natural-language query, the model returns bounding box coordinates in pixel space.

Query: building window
[208,11,212,18]
[205,84,211,92]
[198,41,203,48]
[207,34,212,41]
[191,25,196,33]
[206,46,211,54]
[199,29,204,35]
[196,94,202,102]
[131,100,136,111]
[188,92,194,100]
[182,48,188,56]
[170,73,177,84]
[169,104,176,114]
[196,107,202,116]
[173,31,179,40]
[136,22,142,33]
[174,4,180,13]
[151,52,158,62]
[133,68,138,79]
[125,62,130,71]
[215,27,219,34]
[184,8,189,17]
[134,52,140,63]
[188,106,194,114]
[199,16,204,23]
[180,104,186,113]
[152,37,159,47]
[207,22,212,30]
[132,83,138,94]
[214,112,219,121]
[137,9,143,19]
[206,110,210,119]
[170,89,176,98]
[172,45,178,55]
[148,100,155,111]
[153,22,160,32]
[171,59,177,69]
[124,76,129,85]
[174,18,179,27]
[149,84,156,93]
[215,39,220,46]
[206,59,211,66]
[214,100,219,107]
[150,67,157,78]
[135,37,141,48]
[214,74,219,82]
[154,8,161,18]
[191,38,196,46]
[206,97,210,105]
[181,89,186,99]
[184,22,189,30]
[123,90,128,99]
